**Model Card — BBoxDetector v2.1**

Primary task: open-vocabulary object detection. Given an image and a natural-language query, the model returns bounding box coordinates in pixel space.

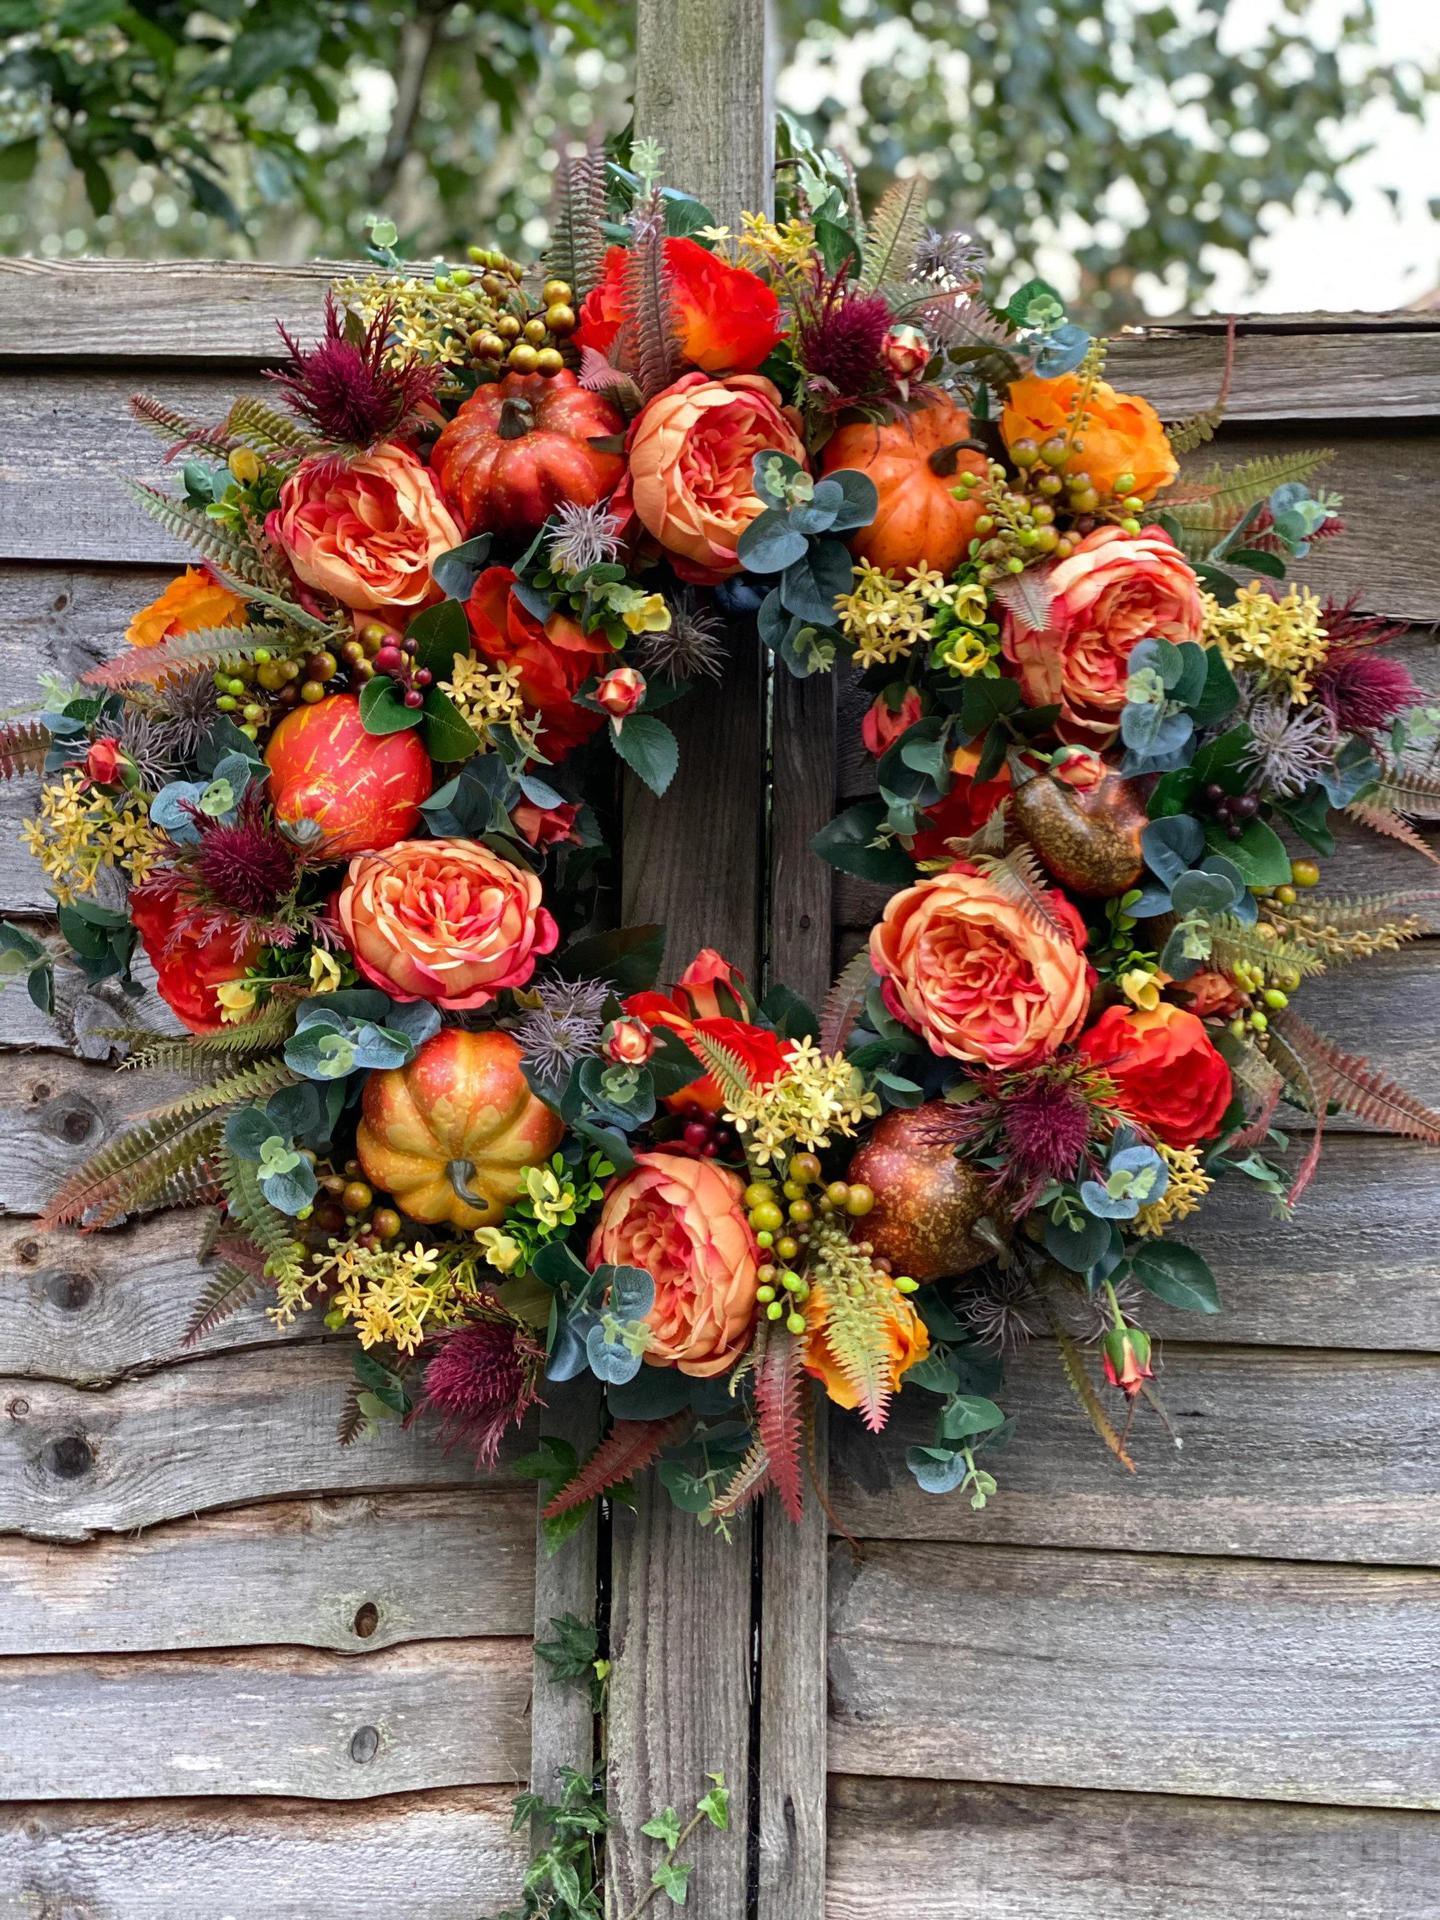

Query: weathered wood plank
[1104,324,1440,423]
[830,1344,1440,1563]
[0,1343,524,1542]
[826,1775,1440,1920]
[527,1380,599,1831]
[0,1488,535,1657]
[0,1788,529,1919]
[0,1054,194,1218]
[0,1639,530,1800]
[827,1540,1440,1806]
[0,1211,312,1384]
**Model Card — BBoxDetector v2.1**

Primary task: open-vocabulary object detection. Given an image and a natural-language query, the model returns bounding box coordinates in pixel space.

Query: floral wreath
[14,136,1440,1530]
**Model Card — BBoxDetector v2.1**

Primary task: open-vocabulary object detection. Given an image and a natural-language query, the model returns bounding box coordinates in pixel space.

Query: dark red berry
[403,688,425,710]
[375,645,404,674]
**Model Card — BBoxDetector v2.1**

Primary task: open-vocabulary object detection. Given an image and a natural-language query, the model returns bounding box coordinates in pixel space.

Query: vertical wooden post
[609,4,777,1916]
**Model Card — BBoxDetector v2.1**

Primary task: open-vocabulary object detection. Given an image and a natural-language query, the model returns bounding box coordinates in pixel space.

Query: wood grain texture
[0,1788,528,1919]
[827,1540,1440,1807]
[830,1343,1440,1563]
[0,1054,197,1219]
[0,1343,516,1542]
[0,1488,535,1657]
[825,1775,1440,1920]
[0,1639,530,1800]
[1102,324,1440,423]
[528,1379,599,1837]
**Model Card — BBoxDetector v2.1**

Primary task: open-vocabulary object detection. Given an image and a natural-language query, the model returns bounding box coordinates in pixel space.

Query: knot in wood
[43,1269,94,1312]
[42,1433,94,1479]
[349,1724,380,1764]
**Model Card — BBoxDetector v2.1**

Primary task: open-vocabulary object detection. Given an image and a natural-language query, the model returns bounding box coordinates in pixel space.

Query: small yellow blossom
[1134,1144,1213,1238]
[474,1226,524,1274]
[1203,583,1329,704]
[268,1235,478,1353]
[835,563,961,669]
[20,770,159,904]
[720,1036,881,1166]
[215,979,259,1023]
[619,591,672,636]
[932,628,995,677]
[442,656,536,751]
[1119,966,1164,1012]
[308,948,343,994]
[733,210,817,286]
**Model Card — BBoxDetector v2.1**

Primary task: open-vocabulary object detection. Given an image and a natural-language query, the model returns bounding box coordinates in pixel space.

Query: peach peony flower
[620,372,807,581]
[268,442,462,613]
[1077,1000,1232,1148]
[337,838,557,1010]
[802,1279,930,1416]
[588,1150,761,1376]
[1002,525,1204,745]
[1001,372,1178,500]
[575,237,782,375]
[126,567,248,648]
[870,861,1091,1069]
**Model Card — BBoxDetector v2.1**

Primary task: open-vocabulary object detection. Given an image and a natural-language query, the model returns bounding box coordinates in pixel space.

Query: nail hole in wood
[352,1601,380,1639]
[349,1724,380,1764]
[43,1434,94,1479]
[44,1271,94,1312]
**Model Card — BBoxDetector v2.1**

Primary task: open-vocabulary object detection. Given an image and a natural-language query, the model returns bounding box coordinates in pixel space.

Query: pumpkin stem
[926,437,989,477]
[446,1159,490,1210]
[496,397,534,441]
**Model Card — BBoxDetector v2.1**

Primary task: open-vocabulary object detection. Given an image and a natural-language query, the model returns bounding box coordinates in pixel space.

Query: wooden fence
[0,258,1437,1919]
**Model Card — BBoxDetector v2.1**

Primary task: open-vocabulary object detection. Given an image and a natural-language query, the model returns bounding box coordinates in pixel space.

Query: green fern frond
[220,1146,300,1263]
[1287,888,1440,936]
[135,1057,297,1128]
[1166,405,1224,456]
[43,1113,222,1231]
[1167,449,1336,555]
[816,1281,896,1433]
[122,1119,225,1218]
[122,1005,295,1074]
[124,482,275,586]
[1374,769,1440,821]
[1208,914,1327,982]
[184,1259,268,1346]
[130,392,234,456]
[1041,1296,1134,1472]
[860,177,928,291]
[222,395,320,459]
[83,623,285,691]
[691,1031,757,1111]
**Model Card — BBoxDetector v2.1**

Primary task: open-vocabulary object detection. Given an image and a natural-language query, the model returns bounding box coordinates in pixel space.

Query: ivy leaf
[406,595,471,677]
[611,714,678,796]
[652,1859,694,1905]
[641,1806,683,1850]
[430,533,492,602]
[420,688,479,764]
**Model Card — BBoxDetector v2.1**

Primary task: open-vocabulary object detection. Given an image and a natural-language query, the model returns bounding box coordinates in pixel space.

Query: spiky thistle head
[420,1311,544,1469]
[954,1265,1042,1354]
[546,500,622,577]
[1315,650,1423,738]
[511,973,611,1093]
[638,591,727,683]
[128,671,220,767]
[142,787,315,946]
[267,293,441,448]
[1241,695,1338,797]
[914,226,987,286]
[924,1062,1112,1210]
[793,263,894,407]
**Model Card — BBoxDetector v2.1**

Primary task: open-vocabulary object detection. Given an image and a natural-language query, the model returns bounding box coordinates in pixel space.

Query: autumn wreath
[14,138,1439,1526]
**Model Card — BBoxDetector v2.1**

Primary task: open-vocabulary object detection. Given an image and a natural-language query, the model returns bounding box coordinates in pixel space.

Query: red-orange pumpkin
[356,1029,564,1230]
[264,692,432,859]
[430,371,625,541]
[821,399,989,575]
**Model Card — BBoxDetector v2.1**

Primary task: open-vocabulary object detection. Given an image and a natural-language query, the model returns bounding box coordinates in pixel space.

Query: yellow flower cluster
[1134,1144,1213,1238]
[733,210,818,288]
[835,563,965,669]
[1203,583,1329,703]
[723,1038,880,1167]
[270,1235,474,1353]
[333,272,497,369]
[20,771,159,904]
[442,656,537,751]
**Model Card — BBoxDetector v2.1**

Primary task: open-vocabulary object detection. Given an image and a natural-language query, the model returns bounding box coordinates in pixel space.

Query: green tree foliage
[1,0,1434,315]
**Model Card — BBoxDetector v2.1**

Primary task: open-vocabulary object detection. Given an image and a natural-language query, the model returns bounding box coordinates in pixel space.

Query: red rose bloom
[627,951,790,1115]
[1078,1001,1232,1148]
[129,886,260,1035]
[907,744,1013,860]
[464,565,612,760]
[575,237,781,375]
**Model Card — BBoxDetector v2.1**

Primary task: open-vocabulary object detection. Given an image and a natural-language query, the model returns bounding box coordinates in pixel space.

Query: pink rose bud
[84,737,126,786]
[603,1014,656,1067]
[861,687,923,758]
[511,798,582,850]
[881,324,930,381]
[1102,1323,1154,1399]
[596,666,647,724]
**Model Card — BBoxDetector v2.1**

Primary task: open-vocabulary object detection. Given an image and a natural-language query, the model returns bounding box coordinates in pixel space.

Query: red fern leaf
[1345,799,1440,868]
[542,1412,691,1518]
[0,720,52,780]
[755,1326,806,1522]
[820,949,874,1054]
[1274,1007,1440,1144]
[709,1440,772,1520]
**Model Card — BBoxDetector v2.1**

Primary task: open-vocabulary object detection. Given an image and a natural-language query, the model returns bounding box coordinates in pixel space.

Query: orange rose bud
[1077,1001,1232,1148]
[1002,525,1204,746]
[620,372,807,581]
[603,1014,656,1067]
[1102,1322,1154,1398]
[268,442,462,612]
[126,567,248,649]
[870,861,1091,1070]
[1001,372,1178,500]
[575,237,781,376]
[588,1150,761,1376]
[83,737,127,787]
[510,797,582,849]
[595,665,646,725]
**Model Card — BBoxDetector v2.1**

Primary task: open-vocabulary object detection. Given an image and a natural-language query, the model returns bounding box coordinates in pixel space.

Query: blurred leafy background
[1,0,1436,319]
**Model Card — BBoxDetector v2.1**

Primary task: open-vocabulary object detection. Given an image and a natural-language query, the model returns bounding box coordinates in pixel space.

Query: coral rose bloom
[622,372,807,581]
[465,565,612,760]
[130,886,260,1035]
[269,442,462,613]
[870,862,1091,1069]
[126,567,247,649]
[1003,525,1204,746]
[338,838,557,1010]
[575,237,782,375]
[803,1281,930,1421]
[1078,1001,1232,1148]
[588,1150,761,1376]
[1001,372,1178,500]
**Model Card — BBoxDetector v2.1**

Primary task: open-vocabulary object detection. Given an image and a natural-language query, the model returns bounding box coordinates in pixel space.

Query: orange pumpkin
[430,371,625,541]
[821,399,989,575]
[356,1029,564,1230]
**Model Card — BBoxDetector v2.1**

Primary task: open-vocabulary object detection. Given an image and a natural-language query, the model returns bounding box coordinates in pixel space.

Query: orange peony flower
[126,567,248,649]
[1077,1000,1232,1148]
[337,838,557,1010]
[870,861,1091,1069]
[268,442,462,613]
[1002,525,1204,746]
[575,237,782,375]
[619,372,807,581]
[464,565,612,760]
[626,950,789,1114]
[588,1149,761,1376]
[129,885,260,1035]
[1001,372,1178,500]
[802,1279,930,1419]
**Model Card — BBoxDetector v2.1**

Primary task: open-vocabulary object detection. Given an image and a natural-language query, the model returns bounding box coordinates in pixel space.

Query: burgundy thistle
[1313,597,1422,737]
[926,1063,1110,1210]
[143,787,311,946]
[267,294,440,448]
[419,1316,544,1470]
[794,265,894,408]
